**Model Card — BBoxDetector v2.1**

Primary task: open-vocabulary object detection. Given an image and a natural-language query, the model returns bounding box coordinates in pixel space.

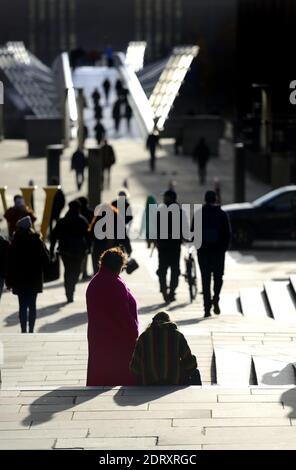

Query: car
[223,186,296,248]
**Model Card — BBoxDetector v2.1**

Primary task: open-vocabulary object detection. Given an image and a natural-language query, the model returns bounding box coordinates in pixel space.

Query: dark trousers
[198,249,225,314]
[0,276,4,300]
[149,150,156,172]
[18,292,38,333]
[75,170,84,190]
[158,247,181,294]
[198,166,207,185]
[61,253,84,301]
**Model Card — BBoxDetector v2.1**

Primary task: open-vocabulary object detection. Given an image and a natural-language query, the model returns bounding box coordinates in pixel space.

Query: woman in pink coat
[86,247,139,386]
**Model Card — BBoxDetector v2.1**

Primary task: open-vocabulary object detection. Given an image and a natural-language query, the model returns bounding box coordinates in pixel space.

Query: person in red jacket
[86,247,139,386]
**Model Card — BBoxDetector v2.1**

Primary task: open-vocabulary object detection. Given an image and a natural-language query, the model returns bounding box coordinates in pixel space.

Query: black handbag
[44,254,60,283]
[125,258,139,275]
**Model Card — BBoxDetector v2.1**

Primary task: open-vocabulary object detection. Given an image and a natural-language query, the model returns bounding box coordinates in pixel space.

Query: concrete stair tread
[264,281,296,321]
[239,288,269,319]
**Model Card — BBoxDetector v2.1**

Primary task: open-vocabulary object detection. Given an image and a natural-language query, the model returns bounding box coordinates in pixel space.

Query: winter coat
[86,266,139,386]
[6,230,49,295]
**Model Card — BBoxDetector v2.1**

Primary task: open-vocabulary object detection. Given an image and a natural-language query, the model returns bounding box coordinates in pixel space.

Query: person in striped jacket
[130,311,201,386]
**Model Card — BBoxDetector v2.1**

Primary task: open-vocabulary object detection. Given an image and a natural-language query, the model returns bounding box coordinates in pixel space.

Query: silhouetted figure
[130,311,201,385]
[115,79,123,97]
[156,190,188,303]
[89,204,118,274]
[50,200,90,303]
[192,191,231,318]
[112,189,133,256]
[71,148,87,191]
[92,88,101,108]
[141,195,158,249]
[193,137,210,185]
[94,120,106,145]
[103,78,111,104]
[105,45,114,67]
[49,177,66,235]
[125,102,133,132]
[146,129,160,172]
[83,125,89,145]
[4,195,37,239]
[112,99,123,133]
[101,139,116,189]
[94,103,103,121]
[6,216,49,333]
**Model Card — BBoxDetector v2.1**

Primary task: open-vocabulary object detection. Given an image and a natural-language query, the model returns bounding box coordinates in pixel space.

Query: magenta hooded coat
[86,266,139,386]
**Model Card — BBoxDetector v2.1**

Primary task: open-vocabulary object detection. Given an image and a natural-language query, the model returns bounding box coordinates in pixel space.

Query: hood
[222,202,253,212]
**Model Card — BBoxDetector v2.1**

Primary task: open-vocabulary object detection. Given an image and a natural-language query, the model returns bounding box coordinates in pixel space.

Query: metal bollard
[47,145,63,185]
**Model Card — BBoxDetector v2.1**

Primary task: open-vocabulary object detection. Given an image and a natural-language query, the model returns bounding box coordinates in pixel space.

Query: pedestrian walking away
[130,311,201,385]
[92,88,101,108]
[146,128,160,172]
[50,200,90,303]
[112,99,123,133]
[71,148,87,191]
[193,137,211,185]
[86,247,139,386]
[4,195,37,239]
[49,177,66,235]
[156,189,190,303]
[78,197,94,280]
[101,139,116,189]
[103,78,111,105]
[94,119,106,145]
[5,216,49,333]
[192,190,231,318]
[125,102,133,133]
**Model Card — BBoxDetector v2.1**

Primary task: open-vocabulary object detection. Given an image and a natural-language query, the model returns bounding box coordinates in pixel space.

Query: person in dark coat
[115,79,123,97]
[49,177,66,235]
[71,148,87,191]
[112,99,123,133]
[193,137,210,185]
[92,88,101,108]
[103,78,111,105]
[0,233,10,301]
[50,200,90,303]
[156,190,189,303]
[125,102,133,133]
[112,189,133,256]
[101,139,116,189]
[146,129,160,172]
[94,104,103,121]
[94,120,106,145]
[6,217,49,333]
[192,191,231,317]
[130,311,201,386]
[4,195,37,239]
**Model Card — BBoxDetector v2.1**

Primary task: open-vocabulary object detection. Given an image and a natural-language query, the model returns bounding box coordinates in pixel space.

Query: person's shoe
[204,312,211,318]
[213,300,221,315]
[168,291,176,302]
[67,297,74,304]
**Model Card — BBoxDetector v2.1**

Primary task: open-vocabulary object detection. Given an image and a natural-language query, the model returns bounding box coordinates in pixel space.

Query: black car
[223,186,296,248]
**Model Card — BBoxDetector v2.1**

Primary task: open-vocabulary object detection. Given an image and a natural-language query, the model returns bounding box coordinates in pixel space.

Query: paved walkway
[1,135,296,449]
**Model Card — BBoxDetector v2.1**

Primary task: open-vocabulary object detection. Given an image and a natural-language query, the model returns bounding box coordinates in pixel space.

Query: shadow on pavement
[281,388,296,418]
[261,365,296,386]
[37,311,87,332]
[113,385,187,407]
[22,388,107,427]
[4,301,68,327]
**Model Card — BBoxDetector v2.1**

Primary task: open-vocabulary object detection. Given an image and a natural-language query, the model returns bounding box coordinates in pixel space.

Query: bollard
[47,145,63,185]
[77,88,85,151]
[234,143,246,203]
[0,187,7,213]
[88,146,103,211]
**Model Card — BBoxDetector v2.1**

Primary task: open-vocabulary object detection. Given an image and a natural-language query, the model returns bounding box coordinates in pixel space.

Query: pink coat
[86,266,139,386]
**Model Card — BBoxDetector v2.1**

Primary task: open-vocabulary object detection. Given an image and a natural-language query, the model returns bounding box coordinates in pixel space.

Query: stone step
[264,281,296,322]
[214,347,252,386]
[252,356,296,386]
[239,288,270,319]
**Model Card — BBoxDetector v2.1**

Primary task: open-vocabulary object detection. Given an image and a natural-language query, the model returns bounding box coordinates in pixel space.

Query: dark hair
[14,195,22,202]
[99,247,128,273]
[152,311,171,324]
[69,200,81,212]
[78,196,88,208]
[205,190,217,204]
[164,189,177,202]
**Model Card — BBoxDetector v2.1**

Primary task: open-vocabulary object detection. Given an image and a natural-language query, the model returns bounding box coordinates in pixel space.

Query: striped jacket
[130,322,197,385]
